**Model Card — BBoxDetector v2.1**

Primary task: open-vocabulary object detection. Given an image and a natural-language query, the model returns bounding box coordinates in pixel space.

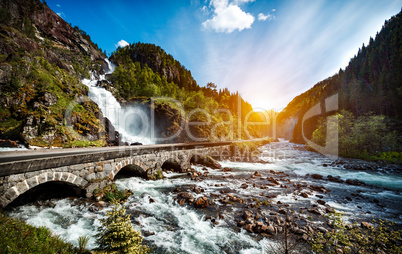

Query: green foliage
[0,212,79,253]
[77,235,90,254]
[231,138,272,154]
[278,11,402,146]
[312,110,400,159]
[309,212,402,254]
[110,42,271,140]
[93,184,133,203]
[95,201,151,254]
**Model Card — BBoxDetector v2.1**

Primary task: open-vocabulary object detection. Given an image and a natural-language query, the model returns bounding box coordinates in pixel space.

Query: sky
[47,0,401,111]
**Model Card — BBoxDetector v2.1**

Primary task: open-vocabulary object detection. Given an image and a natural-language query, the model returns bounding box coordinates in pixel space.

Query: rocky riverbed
[6,140,402,253]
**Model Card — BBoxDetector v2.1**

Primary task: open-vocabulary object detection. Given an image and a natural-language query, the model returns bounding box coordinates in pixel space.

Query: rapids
[6,140,402,253]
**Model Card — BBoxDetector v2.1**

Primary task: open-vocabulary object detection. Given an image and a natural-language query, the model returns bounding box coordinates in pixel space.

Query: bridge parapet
[0,143,230,208]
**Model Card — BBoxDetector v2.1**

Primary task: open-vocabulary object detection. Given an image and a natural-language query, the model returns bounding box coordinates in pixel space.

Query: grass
[0,212,83,254]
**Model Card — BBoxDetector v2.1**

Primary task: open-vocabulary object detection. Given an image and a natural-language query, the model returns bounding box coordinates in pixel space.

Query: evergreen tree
[96,200,151,254]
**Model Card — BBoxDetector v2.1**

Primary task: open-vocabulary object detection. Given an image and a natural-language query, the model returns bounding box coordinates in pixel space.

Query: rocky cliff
[0,0,115,147]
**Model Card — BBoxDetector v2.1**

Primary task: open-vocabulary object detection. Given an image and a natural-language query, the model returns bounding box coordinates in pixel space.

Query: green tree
[96,200,151,254]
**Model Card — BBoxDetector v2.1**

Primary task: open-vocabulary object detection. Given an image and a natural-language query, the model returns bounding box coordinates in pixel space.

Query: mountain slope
[0,0,115,147]
[108,42,270,141]
[277,9,402,142]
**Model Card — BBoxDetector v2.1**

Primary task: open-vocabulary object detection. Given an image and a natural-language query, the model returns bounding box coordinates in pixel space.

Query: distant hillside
[276,9,401,160]
[0,0,115,147]
[108,42,269,141]
[277,9,402,141]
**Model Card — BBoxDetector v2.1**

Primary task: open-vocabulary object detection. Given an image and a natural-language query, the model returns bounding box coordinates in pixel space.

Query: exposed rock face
[1,0,103,62]
[0,0,119,147]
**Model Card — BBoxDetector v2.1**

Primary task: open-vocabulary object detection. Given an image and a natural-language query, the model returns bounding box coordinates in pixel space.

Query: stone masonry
[0,144,230,208]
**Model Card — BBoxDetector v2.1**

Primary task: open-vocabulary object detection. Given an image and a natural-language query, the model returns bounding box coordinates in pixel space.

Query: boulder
[311,174,323,180]
[194,196,209,208]
[178,192,193,200]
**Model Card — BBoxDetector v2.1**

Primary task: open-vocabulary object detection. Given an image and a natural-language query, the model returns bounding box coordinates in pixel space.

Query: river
[6,140,402,253]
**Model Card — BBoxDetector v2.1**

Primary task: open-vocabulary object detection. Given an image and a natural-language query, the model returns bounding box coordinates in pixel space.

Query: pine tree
[96,200,151,254]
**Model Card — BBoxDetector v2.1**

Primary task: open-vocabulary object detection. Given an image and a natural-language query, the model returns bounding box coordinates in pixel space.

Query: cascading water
[81,59,153,145]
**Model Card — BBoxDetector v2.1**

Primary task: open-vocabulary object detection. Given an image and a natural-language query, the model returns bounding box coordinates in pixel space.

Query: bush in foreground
[96,200,151,254]
[0,212,80,253]
[309,212,402,254]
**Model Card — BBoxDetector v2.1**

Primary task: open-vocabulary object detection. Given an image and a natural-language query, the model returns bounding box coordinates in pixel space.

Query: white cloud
[202,0,255,33]
[233,0,255,4]
[116,40,129,48]
[56,4,61,7]
[258,12,274,21]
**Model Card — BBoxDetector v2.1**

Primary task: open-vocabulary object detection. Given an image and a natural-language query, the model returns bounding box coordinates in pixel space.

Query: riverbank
[3,140,402,253]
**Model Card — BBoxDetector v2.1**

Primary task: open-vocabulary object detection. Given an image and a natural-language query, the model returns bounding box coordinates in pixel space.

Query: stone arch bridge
[0,142,231,208]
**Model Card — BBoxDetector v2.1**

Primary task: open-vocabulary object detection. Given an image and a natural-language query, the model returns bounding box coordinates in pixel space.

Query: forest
[277,9,402,161]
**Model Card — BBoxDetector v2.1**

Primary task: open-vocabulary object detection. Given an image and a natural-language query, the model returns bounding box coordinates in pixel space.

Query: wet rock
[300,192,308,198]
[265,225,276,235]
[317,226,328,233]
[195,196,209,208]
[149,197,156,203]
[95,201,107,208]
[308,208,322,215]
[311,174,323,180]
[242,210,254,220]
[240,183,248,189]
[179,199,186,205]
[310,185,329,193]
[243,224,254,233]
[178,192,194,200]
[222,167,233,172]
[193,186,201,194]
[361,221,373,229]
[327,175,344,183]
[237,221,245,227]
[325,205,335,213]
[254,171,261,177]
[317,199,326,205]
[345,179,365,186]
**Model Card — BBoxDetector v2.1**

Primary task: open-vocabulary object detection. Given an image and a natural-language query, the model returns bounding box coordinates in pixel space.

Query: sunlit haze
[48,0,401,111]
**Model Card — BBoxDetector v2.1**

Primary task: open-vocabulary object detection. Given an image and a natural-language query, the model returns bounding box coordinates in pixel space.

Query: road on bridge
[0,142,232,164]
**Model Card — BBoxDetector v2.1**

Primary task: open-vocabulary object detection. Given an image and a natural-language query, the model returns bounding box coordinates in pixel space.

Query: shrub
[95,200,151,254]
[309,212,402,254]
[0,212,78,253]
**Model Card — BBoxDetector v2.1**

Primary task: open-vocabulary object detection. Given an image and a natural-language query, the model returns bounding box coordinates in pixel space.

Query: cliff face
[0,0,114,147]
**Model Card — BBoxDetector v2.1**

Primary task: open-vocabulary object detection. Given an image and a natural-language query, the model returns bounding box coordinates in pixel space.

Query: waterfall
[82,59,153,145]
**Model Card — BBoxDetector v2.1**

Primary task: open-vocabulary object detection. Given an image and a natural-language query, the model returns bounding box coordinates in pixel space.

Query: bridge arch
[161,158,184,173]
[0,171,87,208]
[111,158,151,180]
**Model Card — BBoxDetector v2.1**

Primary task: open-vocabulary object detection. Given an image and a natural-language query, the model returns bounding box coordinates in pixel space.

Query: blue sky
[47,0,401,111]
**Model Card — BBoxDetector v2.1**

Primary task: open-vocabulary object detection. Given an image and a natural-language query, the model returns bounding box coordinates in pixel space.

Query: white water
[81,59,153,145]
[0,146,28,152]
[6,141,402,253]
